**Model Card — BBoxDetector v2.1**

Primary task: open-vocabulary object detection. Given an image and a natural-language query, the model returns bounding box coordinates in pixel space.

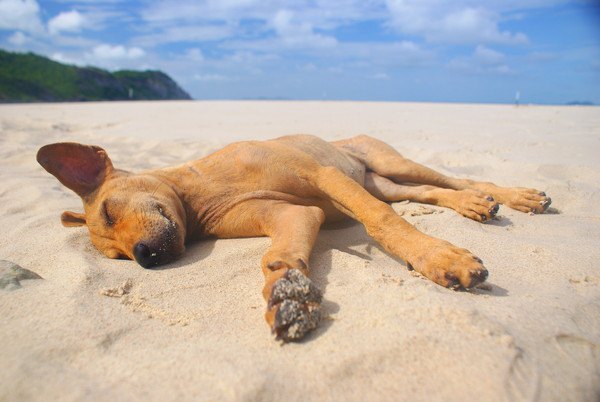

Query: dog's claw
[481,201,500,222]
[467,268,489,288]
[540,197,552,211]
[445,273,462,290]
[489,204,500,217]
[445,268,488,290]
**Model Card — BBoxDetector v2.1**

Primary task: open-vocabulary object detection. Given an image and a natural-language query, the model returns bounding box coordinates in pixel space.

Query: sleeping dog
[37,134,551,341]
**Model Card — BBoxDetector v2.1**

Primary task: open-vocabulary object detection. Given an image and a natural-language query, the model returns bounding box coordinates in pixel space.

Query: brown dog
[37,134,551,341]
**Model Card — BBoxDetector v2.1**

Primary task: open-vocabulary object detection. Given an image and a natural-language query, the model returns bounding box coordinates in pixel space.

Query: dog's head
[37,142,186,268]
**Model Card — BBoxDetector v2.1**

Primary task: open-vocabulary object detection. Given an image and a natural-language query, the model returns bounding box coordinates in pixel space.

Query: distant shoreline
[2,98,596,107]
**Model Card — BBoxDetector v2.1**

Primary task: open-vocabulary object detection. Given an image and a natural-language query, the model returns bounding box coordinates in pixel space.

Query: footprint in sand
[99,279,192,326]
[569,275,600,286]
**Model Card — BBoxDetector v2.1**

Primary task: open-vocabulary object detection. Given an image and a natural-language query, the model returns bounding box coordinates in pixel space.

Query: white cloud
[91,44,146,60]
[227,50,277,64]
[138,0,380,50]
[302,63,318,72]
[339,41,433,67]
[528,51,559,62]
[48,34,97,48]
[141,0,383,29]
[0,0,44,34]
[51,0,127,3]
[220,39,431,86]
[50,52,84,66]
[219,38,431,80]
[443,8,527,44]
[141,0,277,24]
[474,45,505,65]
[8,31,28,45]
[271,9,337,48]
[193,73,232,81]
[369,72,390,80]
[135,1,536,54]
[48,10,86,35]
[492,65,515,75]
[448,45,515,75]
[385,0,528,45]
[133,24,234,47]
[58,44,150,70]
[185,48,204,62]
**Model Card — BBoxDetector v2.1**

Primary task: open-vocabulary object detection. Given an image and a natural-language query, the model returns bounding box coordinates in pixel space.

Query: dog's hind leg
[364,172,500,222]
[211,199,325,342]
[334,135,551,214]
[299,164,488,291]
[333,135,459,188]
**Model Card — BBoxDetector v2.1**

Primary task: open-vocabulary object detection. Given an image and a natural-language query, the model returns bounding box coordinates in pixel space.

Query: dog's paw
[409,240,488,290]
[266,269,322,342]
[448,189,500,222]
[500,188,551,214]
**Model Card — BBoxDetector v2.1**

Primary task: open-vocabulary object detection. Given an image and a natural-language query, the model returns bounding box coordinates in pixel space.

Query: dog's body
[37,134,551,341]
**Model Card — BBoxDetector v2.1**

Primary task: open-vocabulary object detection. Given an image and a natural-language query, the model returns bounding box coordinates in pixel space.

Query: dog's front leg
[210,199,325,342]
[303,166,489,290]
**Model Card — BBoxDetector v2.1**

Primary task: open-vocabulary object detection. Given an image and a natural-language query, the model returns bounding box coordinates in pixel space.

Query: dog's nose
[133,242,160,268]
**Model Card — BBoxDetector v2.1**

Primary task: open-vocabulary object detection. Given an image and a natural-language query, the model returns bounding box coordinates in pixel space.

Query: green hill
[0,49,192,102]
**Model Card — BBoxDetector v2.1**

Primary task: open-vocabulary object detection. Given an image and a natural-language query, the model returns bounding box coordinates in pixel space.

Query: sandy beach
[0,100,599,401]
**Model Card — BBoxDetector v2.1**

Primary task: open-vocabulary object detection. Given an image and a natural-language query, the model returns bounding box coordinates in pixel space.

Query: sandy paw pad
[274,299,321,342]
[269,269,322,342]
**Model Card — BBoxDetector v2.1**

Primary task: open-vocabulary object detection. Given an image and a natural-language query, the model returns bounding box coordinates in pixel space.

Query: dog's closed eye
[156,204,172,223]
[102,200,114,226]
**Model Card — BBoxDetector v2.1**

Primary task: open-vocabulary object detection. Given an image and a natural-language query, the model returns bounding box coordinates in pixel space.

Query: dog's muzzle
[133,242,160,268]
[132,217,184,268]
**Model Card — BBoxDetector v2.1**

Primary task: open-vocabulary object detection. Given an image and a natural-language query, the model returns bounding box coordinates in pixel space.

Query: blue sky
[1,0,599,104]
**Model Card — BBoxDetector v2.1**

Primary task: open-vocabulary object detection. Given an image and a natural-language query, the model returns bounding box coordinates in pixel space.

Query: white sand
[0,101,599,401]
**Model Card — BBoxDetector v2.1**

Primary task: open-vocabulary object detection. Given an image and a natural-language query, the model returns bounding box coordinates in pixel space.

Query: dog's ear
[37,142,114,198]
[61,211,86,227]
